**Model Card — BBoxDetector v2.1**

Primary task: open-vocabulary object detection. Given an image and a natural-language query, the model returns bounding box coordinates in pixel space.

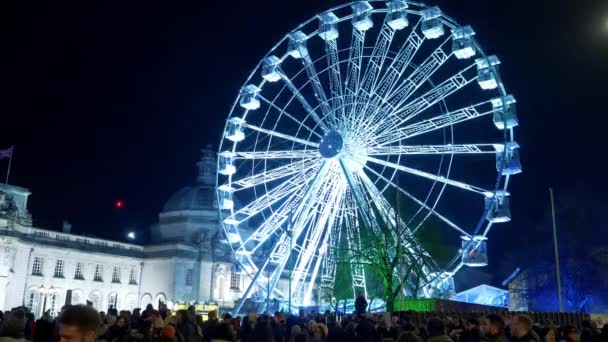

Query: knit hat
[163,324,177,340]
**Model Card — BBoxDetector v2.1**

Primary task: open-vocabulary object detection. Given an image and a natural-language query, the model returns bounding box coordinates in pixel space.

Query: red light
[115,200,124,209]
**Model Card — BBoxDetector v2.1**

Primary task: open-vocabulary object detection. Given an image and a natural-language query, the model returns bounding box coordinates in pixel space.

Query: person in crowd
[460,318,481,342]
[509,315,538,342]
[601,324,608,341]
[271,312,286,342]
[0,308,27,342]
[564,326,581,342]
[579,320,600,342]
[33,310,56,342]
[131,308,143,331]
[101,315,130,342]
[427,317,454,342]
[142,305,154,321]
[539,326,556,342]
[175,310,199,342]
[230,316,241,341]
[399,332,424,342]
[23,311,36,341]
[480,314,508,342]
[57,305,101,342]
[201,310,219,342]
[211,322,234,342]
[326,316,344,342]
[355,292,368,316]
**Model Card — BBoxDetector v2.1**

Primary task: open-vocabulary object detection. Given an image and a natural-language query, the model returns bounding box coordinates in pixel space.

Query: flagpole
[549,187,563,312]
[4,147,13,184]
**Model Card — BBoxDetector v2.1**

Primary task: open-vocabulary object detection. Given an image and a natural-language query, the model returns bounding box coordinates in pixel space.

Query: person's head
[541,326,556,342]
[427,317,446,337]
[58,305,101,342]
[480,314,505,336]
[358,291,365,298]
[222,312,233,322]
[465,318,479,331]
[564,325,580,342]
[511,314,533,338]
[105,314,117,326]
[208,309,218,321]
[0,308,26,338]
[115,316,127,328]
[176,310,188,324]
[145,304,153,311]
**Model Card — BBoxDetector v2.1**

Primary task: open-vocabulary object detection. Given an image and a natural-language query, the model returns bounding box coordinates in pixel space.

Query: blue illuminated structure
[456,284,509,308]
[216,1,520,313]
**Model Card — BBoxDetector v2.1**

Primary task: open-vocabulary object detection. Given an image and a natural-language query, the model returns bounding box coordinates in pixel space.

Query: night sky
[2,1,607,286]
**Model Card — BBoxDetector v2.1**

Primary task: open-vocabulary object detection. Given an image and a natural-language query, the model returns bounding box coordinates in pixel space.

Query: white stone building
[0,147,250,317]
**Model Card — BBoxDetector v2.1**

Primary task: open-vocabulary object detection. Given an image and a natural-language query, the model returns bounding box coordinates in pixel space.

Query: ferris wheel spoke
[382,37,453,111]
[293,180,346,304]
[362,164,471,237]
[243,122,320,148]
[258,95,324,139]
[291,41,331,117]
[246,161,331,255]
[320,199,345,295]
[351,24,396,126]
[375,101,493,146]
[370,19,424,101]
[372,64,478,141]
[227,171,315,225]
[391,63,477,124]
[355,169,440,272]
[325,39,344,117]
[366,143,501,156]
[365,156,493,196]
[357,24,395,101]
[235,150,320,160]
[344,29,365,117]
[231,158,321,191]
[359,25,424,128]
[277,69,328,131]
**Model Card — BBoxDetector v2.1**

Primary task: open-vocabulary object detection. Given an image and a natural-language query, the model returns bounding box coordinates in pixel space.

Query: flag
[0,146,13,160]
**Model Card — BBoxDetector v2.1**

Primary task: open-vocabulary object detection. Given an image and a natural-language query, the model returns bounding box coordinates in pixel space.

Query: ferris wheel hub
[319,130,344,158]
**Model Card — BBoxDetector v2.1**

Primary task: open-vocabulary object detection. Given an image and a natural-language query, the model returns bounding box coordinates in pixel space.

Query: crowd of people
[0,304,607,342]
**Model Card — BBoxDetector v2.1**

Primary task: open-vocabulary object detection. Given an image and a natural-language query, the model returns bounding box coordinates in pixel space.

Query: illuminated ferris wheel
[216,1,521,312]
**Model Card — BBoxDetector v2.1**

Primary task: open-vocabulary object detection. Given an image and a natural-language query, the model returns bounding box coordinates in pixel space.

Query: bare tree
[335,202,433,312]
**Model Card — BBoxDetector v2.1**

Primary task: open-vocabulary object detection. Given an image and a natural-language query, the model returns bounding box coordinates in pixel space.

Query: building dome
[161,146,217,213]
[162,185,216,212]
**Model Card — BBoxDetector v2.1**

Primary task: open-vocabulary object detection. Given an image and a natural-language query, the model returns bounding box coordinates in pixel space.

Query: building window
[53,259,65,278]
[111,266,121,283]
[129,268,137,285]
[26,292,37,313]
[185,268,193,286]
[74,262,85,280]
[89,292,101,310]
[49,293,57,317]
[71,291,81,305]
[32,257,43,276]
[107,293,118,310]
[230,273,241,290]
[93,264,103,282]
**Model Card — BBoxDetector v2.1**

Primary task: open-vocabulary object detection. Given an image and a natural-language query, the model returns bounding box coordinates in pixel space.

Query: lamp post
[283,212,294,314]
[38,285,55,317]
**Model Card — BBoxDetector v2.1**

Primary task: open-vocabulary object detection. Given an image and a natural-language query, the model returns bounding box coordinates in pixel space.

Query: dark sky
[1,1,607,283]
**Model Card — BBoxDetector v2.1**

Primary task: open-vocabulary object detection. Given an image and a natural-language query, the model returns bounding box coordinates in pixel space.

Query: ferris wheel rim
[217,1,518,309]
